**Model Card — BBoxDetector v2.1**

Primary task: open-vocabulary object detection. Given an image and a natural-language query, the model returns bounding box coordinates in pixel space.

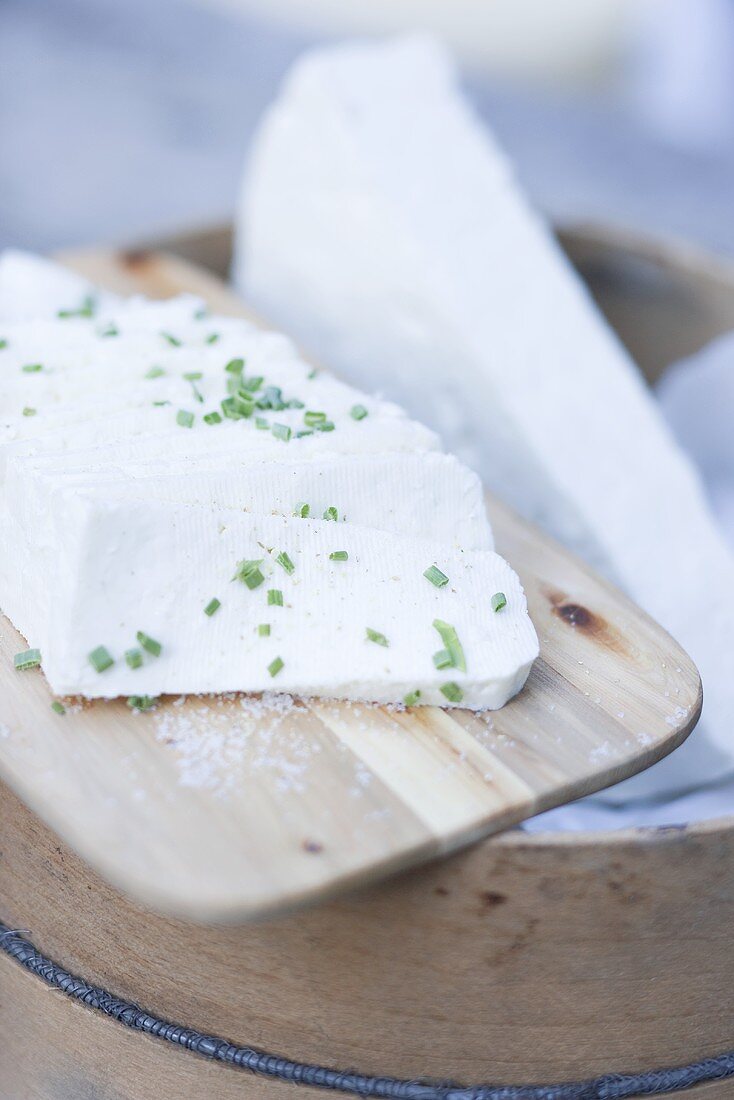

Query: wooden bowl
[2,223,734,1099]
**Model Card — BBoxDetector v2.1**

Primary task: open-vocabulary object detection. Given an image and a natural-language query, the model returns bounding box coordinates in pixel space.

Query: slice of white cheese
[237,34,734,794]
[40,492,536,706]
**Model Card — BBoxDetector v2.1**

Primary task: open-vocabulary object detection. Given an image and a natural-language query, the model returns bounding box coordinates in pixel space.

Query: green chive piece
[258,385,286,410]
[127,695,158,712]
[424,565,449,588]
[294,502,310,518]
[403,690,422,707]
[161,331,181,346]
[329,551,348,561]
[272,423,291,442]
[307,368,318,379]
[205,332,220,344]
[268,656,284,678]
[136,631,162,658]
[241,375,264,393]
[152,400,171,407]
[258,623,271,637]
[433,649,453,670]
[176,409,195,428]
[491,591,507,612]
[194,306,208,320]
[125,648,143,670]
[268,589,284,606]
[145,365,165,379]
[323,506,338,522]
[14,648,42,670]
[22,363,43,373]
[100,323,118,337]
[225,357,245,374]
[204,411,222,425]
[58,294,95,319]
[432,619,466,672]
[296,430,314,438]
[22,407,36,417]
[204,598,221,617]
[440,682,464,704]
[275,551,295,575]
[318,421,335,433]
[183,371,203,381]
[0,339,8,350]
[255,416,269,430]
[304,410,327,427]
[350,404,368,421]
[366,628,389,647]
[89,645,114,673]
[51,700,66,716]
[232,559,265,589]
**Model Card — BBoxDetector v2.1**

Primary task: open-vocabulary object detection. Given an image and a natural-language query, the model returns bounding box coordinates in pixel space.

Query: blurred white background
[1,0,733,251]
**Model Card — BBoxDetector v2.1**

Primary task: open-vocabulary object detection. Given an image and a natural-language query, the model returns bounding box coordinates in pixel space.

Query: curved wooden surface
[2,223,734,1097]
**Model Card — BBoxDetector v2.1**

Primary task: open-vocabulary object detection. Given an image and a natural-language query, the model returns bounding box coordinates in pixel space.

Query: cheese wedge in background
[38,493,537,706]
[236,34,734,798]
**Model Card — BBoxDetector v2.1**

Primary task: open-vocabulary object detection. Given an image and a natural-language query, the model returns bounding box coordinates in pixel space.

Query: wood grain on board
[0,248,702,922]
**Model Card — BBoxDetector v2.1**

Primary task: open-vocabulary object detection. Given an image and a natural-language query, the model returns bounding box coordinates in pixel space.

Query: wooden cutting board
[0,248,702,923]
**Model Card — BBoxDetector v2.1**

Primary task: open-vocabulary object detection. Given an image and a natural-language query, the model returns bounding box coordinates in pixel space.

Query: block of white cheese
[237,35,734,795]
[38,492,537,706]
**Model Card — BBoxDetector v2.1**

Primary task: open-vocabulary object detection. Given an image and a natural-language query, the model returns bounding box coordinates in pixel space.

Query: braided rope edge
[2,922,734,1099]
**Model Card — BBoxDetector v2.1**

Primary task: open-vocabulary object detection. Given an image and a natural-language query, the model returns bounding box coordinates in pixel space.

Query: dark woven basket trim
[2,922,733,1099]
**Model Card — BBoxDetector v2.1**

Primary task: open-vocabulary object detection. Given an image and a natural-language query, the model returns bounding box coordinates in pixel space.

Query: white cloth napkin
[532,330,734,830]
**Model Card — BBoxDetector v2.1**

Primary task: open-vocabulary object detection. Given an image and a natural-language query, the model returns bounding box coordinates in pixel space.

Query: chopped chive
[304,410,327,426]
[323,506,339,522]
[225,357,245,374]
[275,550,295,575]
[161,331,181,346]
[268,656,284,678]
[99,323,118,337]
[287,399,305,409]
[329,550,348,561]
[350,404,368,420]
[153,400,171,407]
[258,623,271,637]
[183,371,203,381]
[268,589,284,606]
[145,365,165,379]
[296,430,314,438]
[221,395,252,420]
[205,332,220,344]
[204,597,221,617]
[432,619,466,672]
[14,648,41,670]
[22,407,36,417]
[51,700,66,716]
[307,368,318,379]
[127,695,158,712]
[194,306,208,320]
[424,565,449,588]
[255,416,269,430]
[136,631,162,658]
[22,363,43,373]
[317,421,335,432]
[258,385,286,411]
[272,423,291,442]
[58,294,95,319]
[432,649,452,670]
[241,375,264,393]
[366,628,389,647]
[0,339,7,350]
[491,591,507,612]
[294,502,310,518]
[403,689,422,707]
[440,682,464,704]
[125,648,143,670]
[176,409,194,428]
[204,410,222,425]
[89,645,114,673]
[232,559,265,590]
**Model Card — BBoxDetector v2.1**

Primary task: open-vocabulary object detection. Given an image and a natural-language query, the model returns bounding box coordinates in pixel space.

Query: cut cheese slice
[38,493,536,706]
[237,34,733,795]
